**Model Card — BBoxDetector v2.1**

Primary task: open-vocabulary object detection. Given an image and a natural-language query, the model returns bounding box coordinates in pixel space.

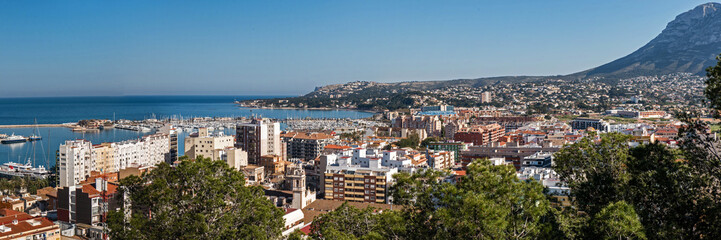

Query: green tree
[107,156,284,240]
[394,133,420,149]
[553,133,631,214]
[307,160,551,240]
[419,137,439,149]
[309,203,402,240]
[626,143,693,238]
[547,208,590,240]
[676,113,721,238]
[391,159,551,239]
[0,177,49,195]
[591,201,646,240]
[705,54,721,116]
[340,131,364,142]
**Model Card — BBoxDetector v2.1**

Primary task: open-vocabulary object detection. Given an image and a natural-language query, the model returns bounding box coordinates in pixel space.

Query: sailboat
[0,120,50,179]
[27,119,42,141]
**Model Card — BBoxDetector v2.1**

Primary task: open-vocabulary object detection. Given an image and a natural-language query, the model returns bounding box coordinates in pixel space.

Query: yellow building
[91,143,116,173]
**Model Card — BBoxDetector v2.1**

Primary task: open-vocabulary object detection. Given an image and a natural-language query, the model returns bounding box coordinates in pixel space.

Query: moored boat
[27,135,42,141]
[1,134,26,144]
[0,162,50,179]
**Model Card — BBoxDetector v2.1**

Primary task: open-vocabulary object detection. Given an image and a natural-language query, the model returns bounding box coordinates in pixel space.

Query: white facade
[58,134,170,187]
[59,140,93,188]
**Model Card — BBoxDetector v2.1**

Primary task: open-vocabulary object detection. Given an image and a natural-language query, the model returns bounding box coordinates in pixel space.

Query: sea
[0,95,375,167]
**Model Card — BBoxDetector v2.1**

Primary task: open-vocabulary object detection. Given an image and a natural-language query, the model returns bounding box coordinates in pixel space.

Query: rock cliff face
[587,2,721,76]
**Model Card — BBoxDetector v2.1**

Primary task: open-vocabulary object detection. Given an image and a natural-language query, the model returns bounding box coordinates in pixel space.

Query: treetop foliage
[108,157,284,240]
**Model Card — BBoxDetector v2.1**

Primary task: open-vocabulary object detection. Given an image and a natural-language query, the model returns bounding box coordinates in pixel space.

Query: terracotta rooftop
[324,144,352,150]
[0,216,58,239]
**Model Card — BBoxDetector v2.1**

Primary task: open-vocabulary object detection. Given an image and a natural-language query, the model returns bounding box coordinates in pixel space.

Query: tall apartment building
[453,123,505,146]
[58,134,170,188]
[280,131,337,160]
[59,140,93,188]
[481,91,493,103]
[236,119,281,164]
[91,143,115,173]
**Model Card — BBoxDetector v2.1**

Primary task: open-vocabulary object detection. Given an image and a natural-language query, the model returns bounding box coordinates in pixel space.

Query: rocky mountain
[247,3,721,109]
[306,3,721,98]
[587,2,721,77]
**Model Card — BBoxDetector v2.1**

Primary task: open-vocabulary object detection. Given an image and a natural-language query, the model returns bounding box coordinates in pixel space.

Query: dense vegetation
[107,156,284,240]
[0,177,49,195]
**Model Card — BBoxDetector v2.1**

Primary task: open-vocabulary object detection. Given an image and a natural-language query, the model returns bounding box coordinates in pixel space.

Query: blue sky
[0,1,713,97]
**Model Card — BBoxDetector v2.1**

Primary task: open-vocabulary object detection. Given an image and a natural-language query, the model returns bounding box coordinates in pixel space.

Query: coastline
[237,105,379,114]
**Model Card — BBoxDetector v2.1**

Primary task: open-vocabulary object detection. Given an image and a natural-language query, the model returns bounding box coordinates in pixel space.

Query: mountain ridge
[246,3,721,109]
[585,2,721,77]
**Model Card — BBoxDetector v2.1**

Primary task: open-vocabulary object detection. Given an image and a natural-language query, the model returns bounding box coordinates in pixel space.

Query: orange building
[453,124,505,146]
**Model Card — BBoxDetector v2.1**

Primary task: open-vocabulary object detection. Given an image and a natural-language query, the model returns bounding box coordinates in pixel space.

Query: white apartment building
[58,140,93,188]
[58,134,170,187]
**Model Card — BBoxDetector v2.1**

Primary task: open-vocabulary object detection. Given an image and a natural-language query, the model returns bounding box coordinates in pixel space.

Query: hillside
[586,2,721,77]
[244,3,721,111]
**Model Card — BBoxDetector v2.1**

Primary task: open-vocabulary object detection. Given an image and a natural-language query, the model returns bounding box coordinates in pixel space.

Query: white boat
[1,134,26,144]
[0,162,50,179]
